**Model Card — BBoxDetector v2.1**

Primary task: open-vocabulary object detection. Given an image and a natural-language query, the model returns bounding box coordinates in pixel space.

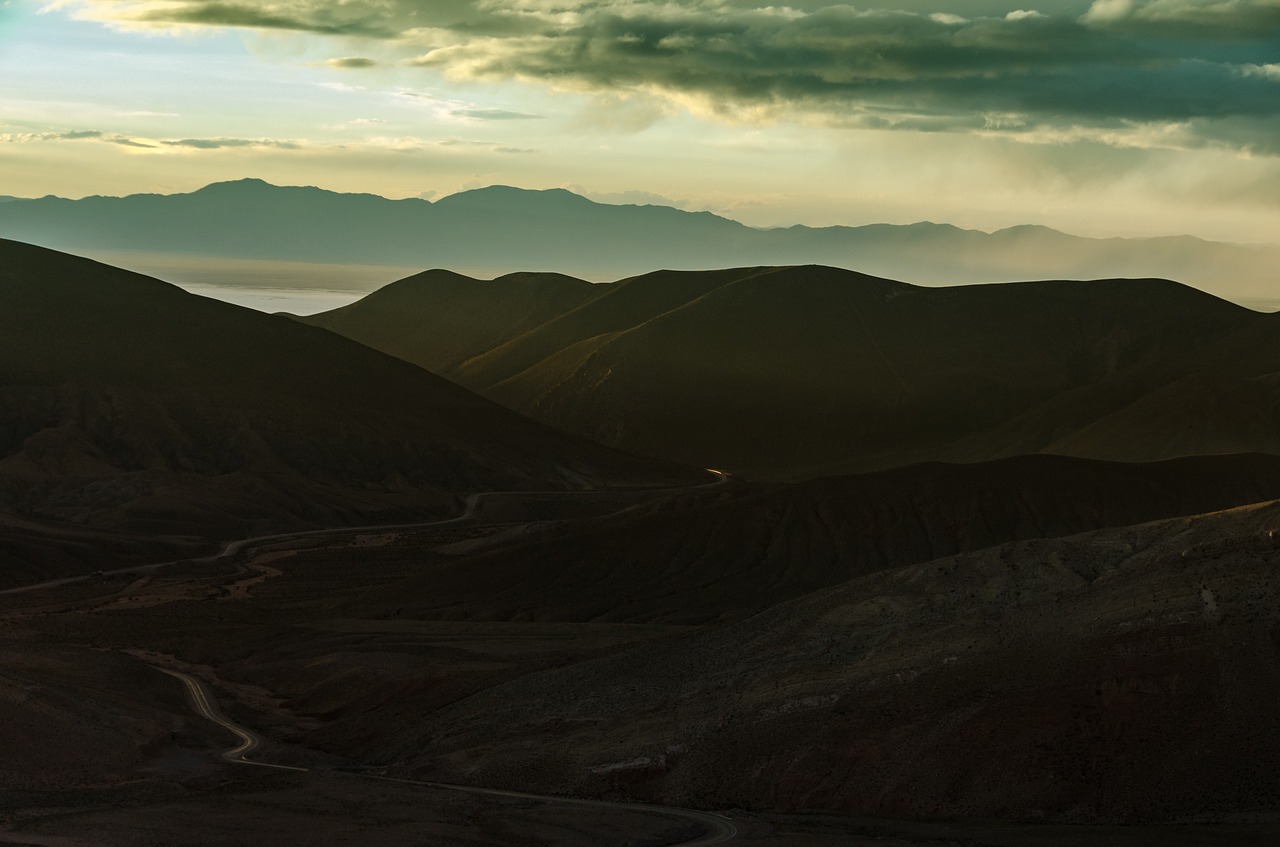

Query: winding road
[153,667,307,772]
[0,470,729,598]
[0,492,496,597]
[6,470,737,842]
[158,666,737,845]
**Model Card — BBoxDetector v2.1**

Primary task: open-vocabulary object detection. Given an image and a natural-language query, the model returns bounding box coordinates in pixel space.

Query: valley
[1,242,1278,845]
[11,1,1280,841]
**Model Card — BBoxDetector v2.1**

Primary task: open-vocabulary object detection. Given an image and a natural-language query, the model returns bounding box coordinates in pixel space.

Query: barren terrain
[305,265,1280,477]
[4,245,1280,844]
[4,466,1280,844]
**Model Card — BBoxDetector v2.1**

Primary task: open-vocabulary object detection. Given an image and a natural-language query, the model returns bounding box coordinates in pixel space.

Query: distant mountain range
[304,265,1280,479]
[1,178,1276,299]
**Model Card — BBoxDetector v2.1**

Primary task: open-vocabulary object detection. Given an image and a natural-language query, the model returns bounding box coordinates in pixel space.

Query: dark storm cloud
[131,1,397,37]
[70,1,1280,149]
[409,5,1278,125]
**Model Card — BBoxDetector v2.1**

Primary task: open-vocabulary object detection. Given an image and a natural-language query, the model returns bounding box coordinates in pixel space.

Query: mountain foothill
[2,230,1280,843]
[304,264,1280,479]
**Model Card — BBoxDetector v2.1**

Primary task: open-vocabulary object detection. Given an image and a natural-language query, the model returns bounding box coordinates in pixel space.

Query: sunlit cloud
[46,0,1280,152]
[162,137,301,149]
[0,126,530,157]
[10,0,1279,246]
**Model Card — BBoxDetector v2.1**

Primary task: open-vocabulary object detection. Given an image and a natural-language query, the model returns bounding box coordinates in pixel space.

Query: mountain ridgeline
[0,238,698,575]
[1,179,1276,299]
[304,265,1280,479]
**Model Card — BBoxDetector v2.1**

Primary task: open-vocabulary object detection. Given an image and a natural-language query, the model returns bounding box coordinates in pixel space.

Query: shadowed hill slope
[307,265,1280,478]
[396,497,1280,823]
[303,269,601,374]
[0,240,698,570]
[151,451,1280,824]
[331,452,1280,626]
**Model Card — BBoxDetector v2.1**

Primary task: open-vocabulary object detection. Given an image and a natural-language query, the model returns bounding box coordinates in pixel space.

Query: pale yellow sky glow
[2,0,1279,242]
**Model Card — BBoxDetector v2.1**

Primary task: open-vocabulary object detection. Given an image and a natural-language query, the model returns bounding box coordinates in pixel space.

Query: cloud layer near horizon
[49,0,1280,151]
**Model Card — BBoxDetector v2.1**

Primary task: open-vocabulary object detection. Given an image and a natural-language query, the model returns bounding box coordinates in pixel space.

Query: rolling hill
[8,240,1280,831]
[305,265,1280,478]
[0,239,698,583]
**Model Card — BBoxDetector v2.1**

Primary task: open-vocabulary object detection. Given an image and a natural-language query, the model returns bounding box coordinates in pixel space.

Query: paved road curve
[153,667,307,772]
[158,666,737,845]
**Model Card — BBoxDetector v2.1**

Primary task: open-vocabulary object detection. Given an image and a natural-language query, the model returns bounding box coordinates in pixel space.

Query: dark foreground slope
[331,453,1280,625]
[394,498,1280,823]
[307,265,1280,478]
[0,240,697,582]
[15,451,1280,834]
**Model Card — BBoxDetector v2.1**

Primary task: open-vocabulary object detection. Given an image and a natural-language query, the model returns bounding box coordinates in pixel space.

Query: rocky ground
[2,478,1279,844]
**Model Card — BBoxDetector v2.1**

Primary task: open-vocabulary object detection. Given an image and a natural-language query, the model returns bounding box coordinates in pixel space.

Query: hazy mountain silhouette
[0,239,695,572]
[305,265,1280,478]
[1,179,1275,298]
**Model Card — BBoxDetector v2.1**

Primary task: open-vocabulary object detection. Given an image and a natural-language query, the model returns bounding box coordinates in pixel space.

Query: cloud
[325,56,378,69]
[162,137,302,149]
[1,129,106,143]
[1082,0,1136,24]
[575,187,690,208]
[53,1,1280,151]
[1083,0,1280,37]
[57,0,398,36]
[450,107,543,120]
[1,128,305,151]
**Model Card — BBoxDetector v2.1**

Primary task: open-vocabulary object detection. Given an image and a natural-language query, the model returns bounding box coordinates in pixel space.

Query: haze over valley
[4,179,1279,311]
[5,1,1280,845]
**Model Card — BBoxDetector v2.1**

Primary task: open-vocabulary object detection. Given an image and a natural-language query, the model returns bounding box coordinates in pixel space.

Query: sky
[2,0,1279,243]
